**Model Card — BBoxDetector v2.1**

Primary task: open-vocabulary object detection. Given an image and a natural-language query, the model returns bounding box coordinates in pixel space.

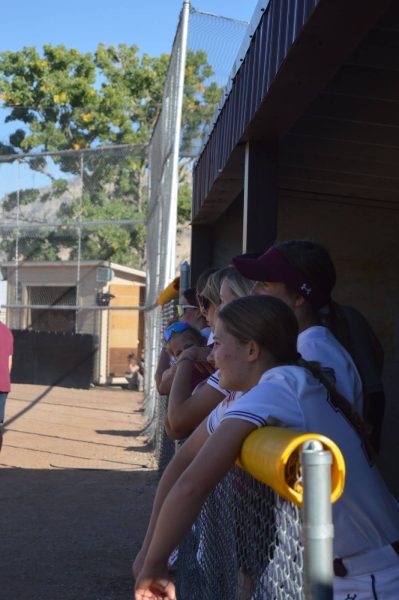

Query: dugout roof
[192,0,398,225]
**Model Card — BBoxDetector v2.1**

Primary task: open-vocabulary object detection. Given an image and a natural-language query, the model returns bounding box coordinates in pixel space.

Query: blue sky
[0,1,257,197]
[1,1,256,56]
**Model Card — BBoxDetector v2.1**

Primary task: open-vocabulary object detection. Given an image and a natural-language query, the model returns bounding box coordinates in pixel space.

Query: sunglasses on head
[164,321,192,342]
[177,304,197,317]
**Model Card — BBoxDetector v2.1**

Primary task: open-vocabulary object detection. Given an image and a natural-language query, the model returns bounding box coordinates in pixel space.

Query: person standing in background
[0,320,13,451]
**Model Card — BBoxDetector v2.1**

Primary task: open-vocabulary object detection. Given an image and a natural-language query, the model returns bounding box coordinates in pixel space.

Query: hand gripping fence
[172,427,345,600]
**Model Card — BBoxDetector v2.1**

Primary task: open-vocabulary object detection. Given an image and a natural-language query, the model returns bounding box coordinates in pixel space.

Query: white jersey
[207,365,399,559]
[206,369,229,397]
[298,326,363,414]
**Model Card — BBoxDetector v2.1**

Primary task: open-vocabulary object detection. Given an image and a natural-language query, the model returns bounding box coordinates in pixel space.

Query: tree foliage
[0,44,222,266]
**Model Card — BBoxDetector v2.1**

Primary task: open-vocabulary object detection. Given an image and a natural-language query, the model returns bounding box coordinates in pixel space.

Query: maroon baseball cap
[232,247,330,310]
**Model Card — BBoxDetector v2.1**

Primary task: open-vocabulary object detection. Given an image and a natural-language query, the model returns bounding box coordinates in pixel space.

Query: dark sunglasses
[164,321,192,342]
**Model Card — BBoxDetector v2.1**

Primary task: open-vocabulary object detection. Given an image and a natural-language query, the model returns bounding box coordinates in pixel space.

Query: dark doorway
[28,285,77,332]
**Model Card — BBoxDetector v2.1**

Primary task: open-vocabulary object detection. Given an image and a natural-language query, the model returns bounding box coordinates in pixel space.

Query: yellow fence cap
[237,427,345,506]
[157,276,180,306]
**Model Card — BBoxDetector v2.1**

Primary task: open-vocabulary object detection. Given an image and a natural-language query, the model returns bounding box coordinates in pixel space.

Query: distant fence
[0,144,147,387]
[11,330,95,389]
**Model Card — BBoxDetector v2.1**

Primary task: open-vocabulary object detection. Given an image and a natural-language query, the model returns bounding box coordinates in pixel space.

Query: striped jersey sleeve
[206,369,229,397]
[207,371,305,434]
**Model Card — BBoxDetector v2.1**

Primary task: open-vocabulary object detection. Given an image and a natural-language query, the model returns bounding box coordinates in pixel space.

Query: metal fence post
[301,439,334,600]
[180,261,190,293]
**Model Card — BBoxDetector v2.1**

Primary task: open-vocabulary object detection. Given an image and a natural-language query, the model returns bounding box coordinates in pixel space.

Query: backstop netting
[0,144,147,389]
[144,3,249,429]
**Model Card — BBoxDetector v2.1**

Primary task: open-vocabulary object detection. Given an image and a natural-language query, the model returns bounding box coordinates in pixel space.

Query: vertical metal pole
[165,0,190,284]
[76,152,84,334]
[301,440,334,600]
[179,260,190,294]
[15,161,21,314]
[242,142,250,253]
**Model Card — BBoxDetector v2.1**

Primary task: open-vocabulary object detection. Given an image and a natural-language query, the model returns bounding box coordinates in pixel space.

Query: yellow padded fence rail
[237,427,345,507]
[157,276,180,306]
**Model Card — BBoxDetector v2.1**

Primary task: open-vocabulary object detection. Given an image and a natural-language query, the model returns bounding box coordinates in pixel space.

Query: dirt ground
[0,383,158,600]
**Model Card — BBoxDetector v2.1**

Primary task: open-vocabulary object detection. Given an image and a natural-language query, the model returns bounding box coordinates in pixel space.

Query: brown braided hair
[218,295,373,459]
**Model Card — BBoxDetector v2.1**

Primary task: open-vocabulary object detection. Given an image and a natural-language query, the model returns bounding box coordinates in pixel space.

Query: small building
[2,260,145,387]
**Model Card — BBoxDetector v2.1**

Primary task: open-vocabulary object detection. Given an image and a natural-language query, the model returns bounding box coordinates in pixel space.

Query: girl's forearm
[138,422,209,556]
[168,360,194,423]
[144,477,208,568]
[155,347,171,392]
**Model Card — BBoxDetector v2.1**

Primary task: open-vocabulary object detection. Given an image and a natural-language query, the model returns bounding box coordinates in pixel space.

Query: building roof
[1,260,145,280]
[193,0,395,223]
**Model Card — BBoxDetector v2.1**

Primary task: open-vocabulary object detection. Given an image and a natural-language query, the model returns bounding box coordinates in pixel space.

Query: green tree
[0,44,222,266]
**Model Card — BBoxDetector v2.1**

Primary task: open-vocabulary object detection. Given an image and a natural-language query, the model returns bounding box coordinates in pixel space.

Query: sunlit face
[205,301,218,331]
[219,279,236,308]
[251,281,297,310]
[212,319,249,391]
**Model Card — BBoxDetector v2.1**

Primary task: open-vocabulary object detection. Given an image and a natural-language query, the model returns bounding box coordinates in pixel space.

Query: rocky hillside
[0,177,80,225]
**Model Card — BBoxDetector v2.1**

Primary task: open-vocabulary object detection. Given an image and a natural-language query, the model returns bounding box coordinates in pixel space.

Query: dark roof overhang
[192,0,393,224]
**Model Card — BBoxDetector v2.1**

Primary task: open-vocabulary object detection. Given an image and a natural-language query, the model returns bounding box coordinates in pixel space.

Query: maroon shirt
[0,321,13,392]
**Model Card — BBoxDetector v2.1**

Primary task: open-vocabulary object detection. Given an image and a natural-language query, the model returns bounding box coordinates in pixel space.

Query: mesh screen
[145,7,249,414]
[145,298,178,454]
[154,394,176,474]
[153,299,178,468]
[0,145,147,268]
[186,8,249,157]
[0,145,146,338]
[175,467,304,600]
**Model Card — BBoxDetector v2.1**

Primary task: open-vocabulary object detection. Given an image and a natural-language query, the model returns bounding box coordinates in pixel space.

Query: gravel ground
[0,383,157,600]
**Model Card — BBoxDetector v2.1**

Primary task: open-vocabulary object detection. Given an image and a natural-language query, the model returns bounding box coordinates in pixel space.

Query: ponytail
[296,357,374,460]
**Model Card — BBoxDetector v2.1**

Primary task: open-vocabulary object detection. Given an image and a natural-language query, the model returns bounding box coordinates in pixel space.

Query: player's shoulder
[258,365,312,395]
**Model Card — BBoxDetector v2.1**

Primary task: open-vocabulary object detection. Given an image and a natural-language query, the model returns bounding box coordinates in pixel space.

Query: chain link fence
[152,298,179,472]
[144,2,249,428]
[176,467,304,599]
[0,144,147,269]
[0,144,147,386]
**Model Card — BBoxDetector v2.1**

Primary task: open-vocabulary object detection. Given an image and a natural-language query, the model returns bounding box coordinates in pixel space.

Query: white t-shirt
[207,365,399,559]
[298,326,363,414]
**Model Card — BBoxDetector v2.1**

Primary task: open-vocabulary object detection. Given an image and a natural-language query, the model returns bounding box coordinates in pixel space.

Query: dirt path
[0,384,157,600]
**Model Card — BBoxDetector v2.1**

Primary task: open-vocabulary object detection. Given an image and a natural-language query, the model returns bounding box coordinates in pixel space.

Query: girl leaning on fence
[165,265,253,440]
[133,295,399,600]
[233,239,385,451]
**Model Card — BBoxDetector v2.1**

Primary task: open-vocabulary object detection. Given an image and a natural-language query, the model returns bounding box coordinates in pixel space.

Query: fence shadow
[0,467,157,600]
